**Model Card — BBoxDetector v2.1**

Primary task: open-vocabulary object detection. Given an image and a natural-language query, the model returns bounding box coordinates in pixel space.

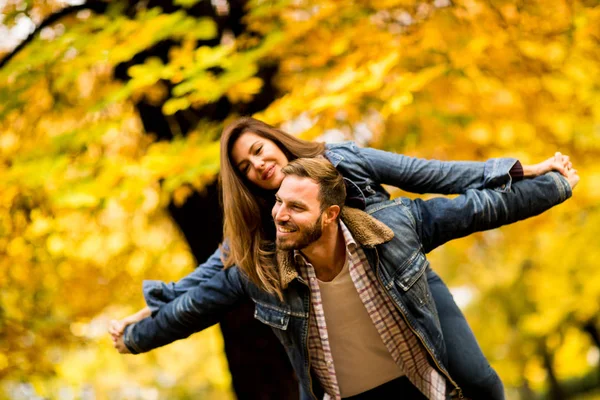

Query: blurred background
[0,0,599,399]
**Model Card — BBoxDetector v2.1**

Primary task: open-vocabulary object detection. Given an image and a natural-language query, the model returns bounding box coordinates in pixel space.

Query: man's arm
[412,170,577,253]
[109,307,152,344]
[119,265,247,354]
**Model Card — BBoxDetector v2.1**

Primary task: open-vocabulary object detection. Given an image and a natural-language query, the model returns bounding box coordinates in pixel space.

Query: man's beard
[276,214,323,251]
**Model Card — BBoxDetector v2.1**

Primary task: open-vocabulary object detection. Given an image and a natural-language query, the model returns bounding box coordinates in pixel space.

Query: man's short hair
[281,157,346,213]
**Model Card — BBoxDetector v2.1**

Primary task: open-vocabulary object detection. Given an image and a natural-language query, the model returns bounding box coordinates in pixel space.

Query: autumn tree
[1,0,599,398]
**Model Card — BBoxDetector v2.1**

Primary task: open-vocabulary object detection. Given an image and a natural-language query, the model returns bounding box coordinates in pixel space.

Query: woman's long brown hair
[219,117,325,299]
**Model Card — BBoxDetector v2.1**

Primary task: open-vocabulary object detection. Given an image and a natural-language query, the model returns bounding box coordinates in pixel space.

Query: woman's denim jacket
[124,143,571,398]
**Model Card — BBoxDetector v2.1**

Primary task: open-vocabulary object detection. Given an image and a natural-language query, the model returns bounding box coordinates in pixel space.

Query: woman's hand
[108,319,127,339]
[523,152,572,178]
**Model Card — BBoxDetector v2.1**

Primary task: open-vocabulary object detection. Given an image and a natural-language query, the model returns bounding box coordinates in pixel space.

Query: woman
[111,117,570,399]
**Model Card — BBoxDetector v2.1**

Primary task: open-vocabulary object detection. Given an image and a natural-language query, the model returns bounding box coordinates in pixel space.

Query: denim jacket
[142,142,519,312]
[125,171,571,399]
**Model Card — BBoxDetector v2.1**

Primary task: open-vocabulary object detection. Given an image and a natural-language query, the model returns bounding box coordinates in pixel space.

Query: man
[114,158,577,399]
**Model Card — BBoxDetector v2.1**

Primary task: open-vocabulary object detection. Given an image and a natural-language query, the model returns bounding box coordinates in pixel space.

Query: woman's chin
[272,173,285,189]
[253,172,283,191]
[262,177,284,191]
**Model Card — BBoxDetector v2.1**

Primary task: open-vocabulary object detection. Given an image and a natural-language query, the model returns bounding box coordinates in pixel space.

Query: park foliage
[1,0,599,398]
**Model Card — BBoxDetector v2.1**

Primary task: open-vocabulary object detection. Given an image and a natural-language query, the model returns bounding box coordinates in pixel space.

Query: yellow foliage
[554,328,594,379]
[226,77,263,103]
[1,0,599,397]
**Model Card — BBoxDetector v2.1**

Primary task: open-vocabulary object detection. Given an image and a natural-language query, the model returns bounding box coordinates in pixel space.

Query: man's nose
[274,206,290,222]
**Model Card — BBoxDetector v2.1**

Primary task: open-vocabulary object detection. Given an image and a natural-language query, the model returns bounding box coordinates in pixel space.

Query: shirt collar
[339,220,358,251]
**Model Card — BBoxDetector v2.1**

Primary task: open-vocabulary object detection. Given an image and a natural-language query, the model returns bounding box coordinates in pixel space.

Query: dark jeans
[343,376,427,399]
[427,269,505,400]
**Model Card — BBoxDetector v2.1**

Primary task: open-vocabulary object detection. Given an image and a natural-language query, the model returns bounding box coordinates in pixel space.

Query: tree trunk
[582,320,600,378]
[518,380,536,400]
[169,182,298,399]
[540,341,565,400]
[14,0,299,396]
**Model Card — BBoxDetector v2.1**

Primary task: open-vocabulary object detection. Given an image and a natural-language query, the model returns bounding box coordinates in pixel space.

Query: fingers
[565,167,580,190]
[108,320,118,336]
[114,337,131,354]
[109,330,130,353]
[553,152,571,177]
[554,151,562,163]
[108,319,128,354]
[555,153,571,167]
[561,156,571,172]
[108,319,125,336]
[552,161,568,177]
[108,318,132,354]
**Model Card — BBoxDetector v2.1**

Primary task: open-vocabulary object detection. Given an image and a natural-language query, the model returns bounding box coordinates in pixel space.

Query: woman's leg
[427,268,505,400]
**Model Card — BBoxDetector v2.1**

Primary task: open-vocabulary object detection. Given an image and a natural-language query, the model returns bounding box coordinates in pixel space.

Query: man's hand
[109,307,150,354]
[108,319,127,339]
[525,151,578,190]
[108,307,150,339]
[565,165,579,190]
[111,330,131,354]
[523,152,572,178]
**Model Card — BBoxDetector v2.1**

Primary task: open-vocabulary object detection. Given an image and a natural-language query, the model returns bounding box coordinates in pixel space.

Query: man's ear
[323,205,341,226]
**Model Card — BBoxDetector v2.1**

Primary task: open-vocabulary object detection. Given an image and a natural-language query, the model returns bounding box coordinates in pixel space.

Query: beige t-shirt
[317,257,404,397]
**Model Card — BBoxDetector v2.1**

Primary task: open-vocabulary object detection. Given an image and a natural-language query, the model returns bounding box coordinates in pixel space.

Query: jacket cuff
[485,158,518,192]
[509,161,524,182]
[123,324,143,354]
[549,171,572,202]
[143,280,174,315]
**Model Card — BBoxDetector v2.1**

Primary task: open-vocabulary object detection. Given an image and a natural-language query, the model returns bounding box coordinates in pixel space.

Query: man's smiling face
[272,175,325,251]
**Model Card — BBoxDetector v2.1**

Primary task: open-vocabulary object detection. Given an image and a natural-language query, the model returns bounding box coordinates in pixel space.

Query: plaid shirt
[296,221,446,400]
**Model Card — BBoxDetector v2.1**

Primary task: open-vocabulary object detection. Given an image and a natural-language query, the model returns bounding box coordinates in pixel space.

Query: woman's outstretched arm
[330,141,570,195]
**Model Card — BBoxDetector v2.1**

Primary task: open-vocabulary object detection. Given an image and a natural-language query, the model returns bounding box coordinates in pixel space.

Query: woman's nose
[251,157,265,170]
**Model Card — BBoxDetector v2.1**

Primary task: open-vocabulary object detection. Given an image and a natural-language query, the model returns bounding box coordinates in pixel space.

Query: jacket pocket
[394,256,441,337]
[392,252,428,292]
[254,302,291,330]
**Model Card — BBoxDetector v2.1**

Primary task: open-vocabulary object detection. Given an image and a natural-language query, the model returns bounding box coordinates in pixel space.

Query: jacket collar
[276,207,394,289]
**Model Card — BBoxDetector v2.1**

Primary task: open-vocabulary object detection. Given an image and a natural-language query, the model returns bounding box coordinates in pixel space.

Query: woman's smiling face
[230,131,290,191]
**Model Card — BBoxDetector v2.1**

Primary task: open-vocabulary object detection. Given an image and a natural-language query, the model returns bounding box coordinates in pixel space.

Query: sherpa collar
[276,207,394,289]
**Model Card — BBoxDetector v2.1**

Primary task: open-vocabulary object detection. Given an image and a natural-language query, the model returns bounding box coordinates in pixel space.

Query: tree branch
[0,0,109,69]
